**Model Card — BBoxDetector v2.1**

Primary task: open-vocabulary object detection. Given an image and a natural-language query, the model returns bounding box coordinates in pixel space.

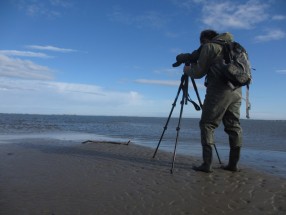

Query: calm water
[1,113,286,177]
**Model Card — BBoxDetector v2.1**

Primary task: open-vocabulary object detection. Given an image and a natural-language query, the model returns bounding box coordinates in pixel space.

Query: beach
[1,138,285,215]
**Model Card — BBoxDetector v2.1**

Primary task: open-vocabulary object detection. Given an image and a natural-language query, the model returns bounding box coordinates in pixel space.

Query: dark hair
[200,29,219,43]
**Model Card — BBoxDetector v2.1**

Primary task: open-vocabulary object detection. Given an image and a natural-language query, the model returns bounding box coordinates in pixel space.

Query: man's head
[200,29,219,44]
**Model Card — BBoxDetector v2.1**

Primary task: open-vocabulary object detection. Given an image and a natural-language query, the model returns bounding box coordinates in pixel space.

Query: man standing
[184,29,242,173]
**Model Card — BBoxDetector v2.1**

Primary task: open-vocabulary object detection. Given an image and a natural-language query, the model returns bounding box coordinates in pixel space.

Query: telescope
[172,46,202,67]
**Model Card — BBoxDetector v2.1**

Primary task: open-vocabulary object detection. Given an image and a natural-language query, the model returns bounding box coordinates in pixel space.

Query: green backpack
[213,40,252,86]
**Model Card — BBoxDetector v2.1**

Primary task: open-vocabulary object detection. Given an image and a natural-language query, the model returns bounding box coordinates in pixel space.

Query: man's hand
[183,65,192,76]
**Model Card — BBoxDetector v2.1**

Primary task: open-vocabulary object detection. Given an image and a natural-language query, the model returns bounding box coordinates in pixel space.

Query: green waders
[225,146,241,171]
[193,144,213,173]
[195,86,242,173]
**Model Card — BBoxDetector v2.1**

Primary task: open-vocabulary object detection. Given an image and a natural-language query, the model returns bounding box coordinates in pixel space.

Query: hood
[213,32,234,42]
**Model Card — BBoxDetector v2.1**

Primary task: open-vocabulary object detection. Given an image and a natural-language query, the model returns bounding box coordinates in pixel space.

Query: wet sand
[0,138,285,215]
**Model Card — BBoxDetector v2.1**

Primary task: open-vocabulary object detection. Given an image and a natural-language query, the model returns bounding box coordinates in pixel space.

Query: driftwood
[82,140,130,145]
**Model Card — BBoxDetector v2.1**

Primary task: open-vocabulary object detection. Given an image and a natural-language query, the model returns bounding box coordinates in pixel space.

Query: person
[184,29,242,173]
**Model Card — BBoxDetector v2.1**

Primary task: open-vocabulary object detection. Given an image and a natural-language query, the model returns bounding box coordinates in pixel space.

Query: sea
[0,113,285,178]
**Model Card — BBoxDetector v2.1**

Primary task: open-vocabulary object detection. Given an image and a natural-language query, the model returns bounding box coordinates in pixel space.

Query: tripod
[152,74,221,174]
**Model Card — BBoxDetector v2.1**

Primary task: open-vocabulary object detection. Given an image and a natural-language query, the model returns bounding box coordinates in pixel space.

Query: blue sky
[0,0,285,120]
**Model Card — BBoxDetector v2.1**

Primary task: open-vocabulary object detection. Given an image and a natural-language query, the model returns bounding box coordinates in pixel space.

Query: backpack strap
[210,40,237,89]
[211,39,233,63]
[246,84,251,119]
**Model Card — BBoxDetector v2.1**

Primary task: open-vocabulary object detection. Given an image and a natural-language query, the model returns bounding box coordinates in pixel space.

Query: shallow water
[0,113,285,177]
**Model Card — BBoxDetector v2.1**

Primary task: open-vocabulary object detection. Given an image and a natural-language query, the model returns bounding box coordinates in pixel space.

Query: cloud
[136,11,167,29]
[153,67,181,77]
[108,6,167,29]
[170,0,204,11]
[0,54,54,80]
[43,81,107,99]
[107,6,132,25]
[135,79,180,87]
[254,29,286,42]
[16,0,73,18]
[0,43,81,89]
[135,78,206,89]
[0,77,149,115]
[201,0,269,30]
[276,70,286,74]
[272,15,286,20]
[0,45,77,81]
[0,78,140,104]
[165,31,180,38]
[26,45,76,53]
[50,0,74,8]
[0,50,51,58]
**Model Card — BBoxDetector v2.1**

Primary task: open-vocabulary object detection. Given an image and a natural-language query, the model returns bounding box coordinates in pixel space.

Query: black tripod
[152,74,221,174]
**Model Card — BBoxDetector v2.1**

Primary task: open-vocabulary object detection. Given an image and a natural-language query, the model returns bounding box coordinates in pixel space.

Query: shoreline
[1,138,286,215]
[1,131,286,179]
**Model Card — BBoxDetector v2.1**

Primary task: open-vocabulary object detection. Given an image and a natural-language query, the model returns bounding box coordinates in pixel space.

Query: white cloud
[108,6,167,29]
[27,45,76,53]
[0,77,152,116]
[272,15,286,20]
[0,54,54,80]
[136,11,167,29]
[135,79,180,86]
[171,0,203,11]
[0,50,51,58]
[107,6,133,25]
[276,70,286,74]
[135,78,206,89]
[165,31,180,38]
[16,0,73,18]
[50,0,74,8]
[201,0,269,30]
[0,45,77,81]
[254,29,286,42]
[153,67,181,77]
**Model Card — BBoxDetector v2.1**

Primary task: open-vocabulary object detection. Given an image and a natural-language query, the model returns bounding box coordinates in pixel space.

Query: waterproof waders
[193,145,213,173]
[223,146,241,172]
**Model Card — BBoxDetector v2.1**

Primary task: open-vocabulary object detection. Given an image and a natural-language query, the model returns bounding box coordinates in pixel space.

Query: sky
[0,0,286,120]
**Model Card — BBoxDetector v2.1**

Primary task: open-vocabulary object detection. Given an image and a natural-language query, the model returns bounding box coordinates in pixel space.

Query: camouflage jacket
[189,32,234,89]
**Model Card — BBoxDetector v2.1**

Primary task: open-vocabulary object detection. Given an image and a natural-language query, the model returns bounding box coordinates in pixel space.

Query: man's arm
[184,43,217,79]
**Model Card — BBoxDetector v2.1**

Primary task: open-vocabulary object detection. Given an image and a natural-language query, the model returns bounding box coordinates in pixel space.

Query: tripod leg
[170,92,186,174]
[152,82,183,158]
[191,78,203,108]
[213,144,222,164]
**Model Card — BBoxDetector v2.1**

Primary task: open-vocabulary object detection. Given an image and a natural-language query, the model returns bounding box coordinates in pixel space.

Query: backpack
[212,40,252,118]
[212,40,252,87]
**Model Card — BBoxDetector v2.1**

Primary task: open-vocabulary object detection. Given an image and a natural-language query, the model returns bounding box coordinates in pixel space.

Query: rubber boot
[193,145,213,173]
[223,147,241,172]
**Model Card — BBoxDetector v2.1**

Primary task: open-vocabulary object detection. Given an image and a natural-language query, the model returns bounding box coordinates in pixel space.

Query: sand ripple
[0,139,285,215]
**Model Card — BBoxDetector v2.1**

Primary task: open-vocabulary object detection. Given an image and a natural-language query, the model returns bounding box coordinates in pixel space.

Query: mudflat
[0,139,285,215]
